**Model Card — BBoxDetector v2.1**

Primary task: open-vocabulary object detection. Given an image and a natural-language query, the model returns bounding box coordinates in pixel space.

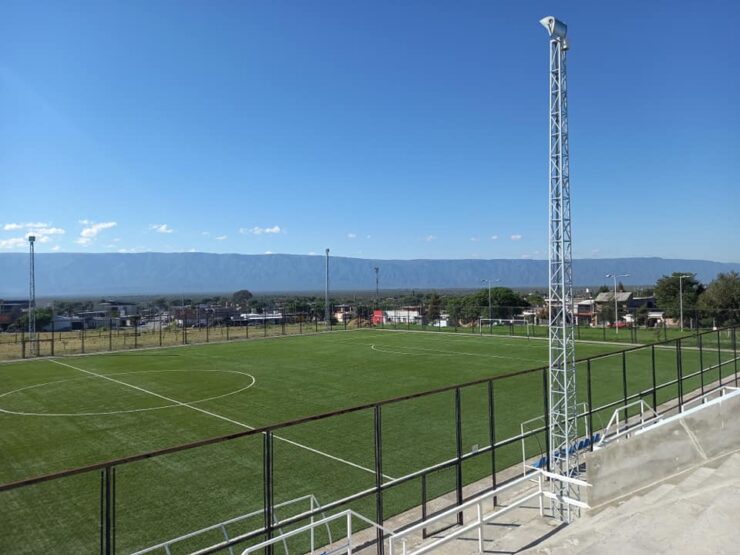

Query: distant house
[384,307,422,324]
[333,304,354,323]
[95,300,139,317]
[43,315,84,332]
[575,299,597,326]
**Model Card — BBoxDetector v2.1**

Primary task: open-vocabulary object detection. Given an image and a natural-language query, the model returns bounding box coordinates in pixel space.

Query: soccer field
[0,328,736,554]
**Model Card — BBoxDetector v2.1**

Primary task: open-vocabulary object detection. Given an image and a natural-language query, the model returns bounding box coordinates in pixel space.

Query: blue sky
[1,1,738,262]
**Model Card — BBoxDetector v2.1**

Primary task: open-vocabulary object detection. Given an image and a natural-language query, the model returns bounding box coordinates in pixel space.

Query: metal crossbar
[239,509,394,555]
[133,495,328,555]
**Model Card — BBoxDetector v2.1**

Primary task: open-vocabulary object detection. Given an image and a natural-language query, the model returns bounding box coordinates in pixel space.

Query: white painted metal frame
[389,469,590,555]
[541,16,578,522]
[595,400,661,449]
[239,509,394,555]
[133,494,328,555]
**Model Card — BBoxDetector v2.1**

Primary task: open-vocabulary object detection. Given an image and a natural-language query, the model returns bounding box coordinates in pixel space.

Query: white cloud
[425,235,436,242]
[240,225,281,236]
[308,251,317,255]
[592,249,601,256]
[201,231,211,236]
[215,235,227,241]
[510,234,523,241]
[149,224,174,234]
[76,221,117,245]
[51,245,61,251]
[366,235,371,239]
[3,222,50,231]
[470,236,480,242]
[491,235,499,241]
[521,254,531,259]
[0,237,26,249]
[264,251,273,254]
[347,233,357,239]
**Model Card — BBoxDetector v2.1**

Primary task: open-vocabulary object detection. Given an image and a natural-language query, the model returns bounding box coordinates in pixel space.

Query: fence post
[676,339,684,411]
[651,345,657,411]
[50,318,55,356]
[263,431,274,555]
[717,330,723,386]
[99,466,115,555]
[734,327,738,387]
[21,331,26,359]
[454,387,463,525]
[488,381,497,505]
[373,405,385,555]
[81,323,86,354]
[587,360,594,452]
[542,368,550,472]
[698,334,705,395]
[622,351,628,410]
[134,317,138,349]
[158,315,163,347]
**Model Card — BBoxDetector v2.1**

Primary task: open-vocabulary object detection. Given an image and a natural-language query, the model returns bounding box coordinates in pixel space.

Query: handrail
[238,509,396,555]
[133,494,327,555]
[389,469,590,555]
[596,400,660,448]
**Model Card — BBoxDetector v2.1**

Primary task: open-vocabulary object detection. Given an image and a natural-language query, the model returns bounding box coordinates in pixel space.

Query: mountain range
[0,253,738,297]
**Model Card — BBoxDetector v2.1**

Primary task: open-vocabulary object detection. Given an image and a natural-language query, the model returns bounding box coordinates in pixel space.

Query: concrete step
[637,483,675,505]
[483,511,561,553]
[672,465,715,495]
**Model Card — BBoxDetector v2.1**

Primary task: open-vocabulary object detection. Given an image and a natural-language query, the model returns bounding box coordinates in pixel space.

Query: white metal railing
[681,386,740,413]
[595,400,660,448]
[133,494,329,555]
[225,469,589,555]
[239,509,394,555]
[388,469,590,555]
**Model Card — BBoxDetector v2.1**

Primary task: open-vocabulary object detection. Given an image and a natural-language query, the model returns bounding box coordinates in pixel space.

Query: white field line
[50,359,393,480]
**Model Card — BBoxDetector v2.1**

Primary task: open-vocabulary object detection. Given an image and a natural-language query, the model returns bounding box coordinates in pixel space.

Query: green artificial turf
[0,328,736,553]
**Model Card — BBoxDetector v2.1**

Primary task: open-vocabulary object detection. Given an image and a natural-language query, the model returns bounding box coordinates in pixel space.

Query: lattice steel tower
[28,235,37,356]
[541,16,578,521]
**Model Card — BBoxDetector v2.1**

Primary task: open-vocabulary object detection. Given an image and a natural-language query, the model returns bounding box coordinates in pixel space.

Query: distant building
[0,300,26,331]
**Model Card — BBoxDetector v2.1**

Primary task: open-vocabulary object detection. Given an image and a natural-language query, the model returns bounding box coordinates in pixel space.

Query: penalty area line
[50,359,393,480]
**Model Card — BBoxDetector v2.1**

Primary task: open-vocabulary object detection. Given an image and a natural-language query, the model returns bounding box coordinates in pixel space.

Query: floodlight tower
[541,16,578,521]
[28,235,37,356]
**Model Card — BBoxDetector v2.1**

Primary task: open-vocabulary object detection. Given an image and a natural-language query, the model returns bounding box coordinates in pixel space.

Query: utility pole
[605,273,629,334]
[28,235,36,356]
[542,15,577,521]
[374,266,379,302]
[325,248,330,329]
[678,274,692,331]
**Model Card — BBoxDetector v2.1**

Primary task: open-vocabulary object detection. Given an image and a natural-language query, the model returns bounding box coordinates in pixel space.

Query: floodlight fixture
[540,16,568,42]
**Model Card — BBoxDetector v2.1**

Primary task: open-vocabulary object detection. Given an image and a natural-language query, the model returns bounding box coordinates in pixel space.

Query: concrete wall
[585,390,740,507]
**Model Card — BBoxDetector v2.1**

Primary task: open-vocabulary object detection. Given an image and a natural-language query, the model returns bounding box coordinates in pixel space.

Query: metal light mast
[28,235,37,356]
[541,16,578,521]
[325,248,330,329]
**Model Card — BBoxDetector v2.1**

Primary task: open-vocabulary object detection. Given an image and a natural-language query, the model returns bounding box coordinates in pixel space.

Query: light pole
[481,278,499,333]
[325,248,330,329]
[605,273,629,334]
[678,274,692,331]
[374,266,379,303]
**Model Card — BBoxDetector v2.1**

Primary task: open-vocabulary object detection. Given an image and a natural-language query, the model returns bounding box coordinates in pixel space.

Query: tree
[597,285,610,294]
[232,289,254,307]
[699,272,740,326]
[617,281,625,293]
[426,293,442,323]
[599,303,615,326]
[654,273,704,324]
